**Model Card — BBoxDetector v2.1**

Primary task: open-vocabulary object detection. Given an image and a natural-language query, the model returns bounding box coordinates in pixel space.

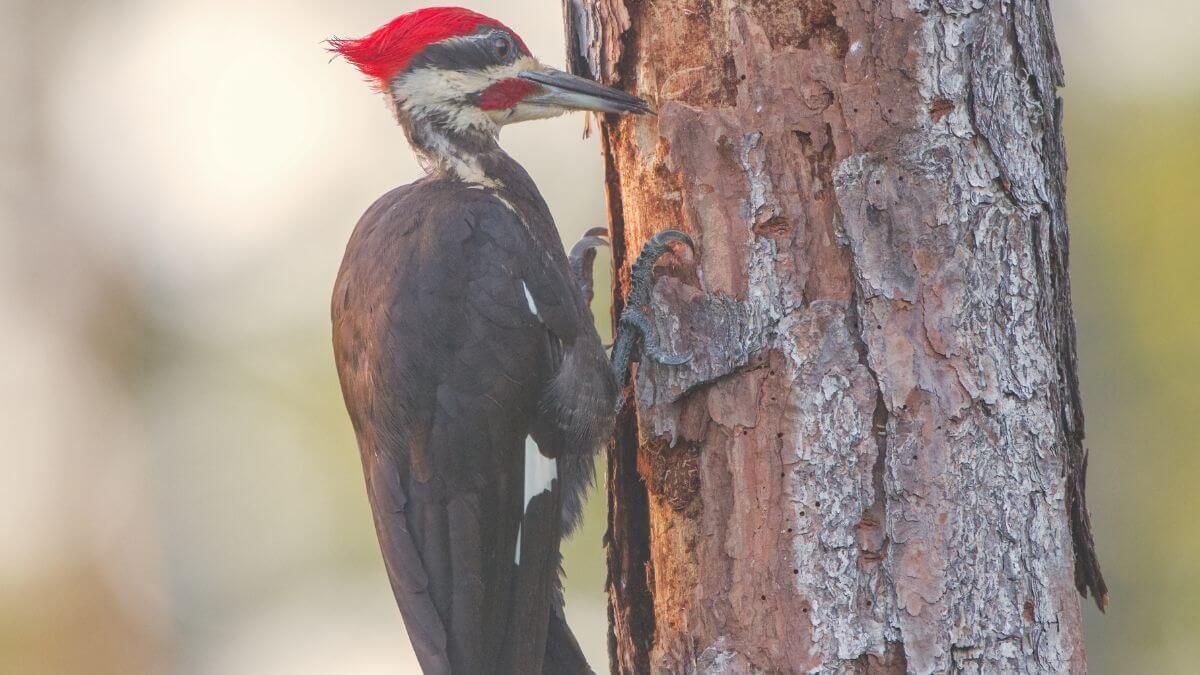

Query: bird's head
[329,7,649,136]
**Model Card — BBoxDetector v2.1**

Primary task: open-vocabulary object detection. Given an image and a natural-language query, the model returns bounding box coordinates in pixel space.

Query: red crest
[329,7,529,89]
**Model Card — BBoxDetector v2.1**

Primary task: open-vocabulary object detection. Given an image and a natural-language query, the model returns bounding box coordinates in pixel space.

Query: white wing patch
[521,281,540,319]
[515,435,557,565]
[524,436,557,511]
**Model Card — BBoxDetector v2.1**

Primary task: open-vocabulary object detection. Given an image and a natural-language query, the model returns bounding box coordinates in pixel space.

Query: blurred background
[0,0,1194,672]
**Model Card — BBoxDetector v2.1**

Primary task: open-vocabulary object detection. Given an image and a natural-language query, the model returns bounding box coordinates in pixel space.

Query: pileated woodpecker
[329,8,690,674]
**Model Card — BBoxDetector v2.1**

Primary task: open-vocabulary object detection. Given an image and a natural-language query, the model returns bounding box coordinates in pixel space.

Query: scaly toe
[648,229,694,254]
[628,229,693,307]
[621,306,692,367]
[570,228,611,305]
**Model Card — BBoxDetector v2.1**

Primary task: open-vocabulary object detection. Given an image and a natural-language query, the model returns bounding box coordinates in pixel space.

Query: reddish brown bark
[566,0,1105,672]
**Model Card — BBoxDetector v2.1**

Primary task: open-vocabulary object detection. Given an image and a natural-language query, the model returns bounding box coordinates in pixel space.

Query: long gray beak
[518,68,651,115]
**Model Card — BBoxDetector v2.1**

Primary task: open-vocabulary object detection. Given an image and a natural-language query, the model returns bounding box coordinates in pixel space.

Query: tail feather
[544,602,594,675]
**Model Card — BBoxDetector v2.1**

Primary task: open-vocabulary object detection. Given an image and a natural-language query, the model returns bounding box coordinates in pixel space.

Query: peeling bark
[567,0,1105,672]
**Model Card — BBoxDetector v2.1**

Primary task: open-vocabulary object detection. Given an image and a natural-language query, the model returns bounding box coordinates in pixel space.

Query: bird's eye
[494,37,510,57]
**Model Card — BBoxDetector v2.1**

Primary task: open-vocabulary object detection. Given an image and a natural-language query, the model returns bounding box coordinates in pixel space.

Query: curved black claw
[626,230,695,308]
[611,229,695,409]
[569,227,609,305]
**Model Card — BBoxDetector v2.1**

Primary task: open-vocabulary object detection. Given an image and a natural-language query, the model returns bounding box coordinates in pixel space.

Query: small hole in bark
[930,98,955,121]
[852,107,858,113]
[780,472,785,478]
[799,511,805,516]
[876,324,882,329]
[899,175,905,182]
[760,595,767,601]
[912,455,918,460]
[787,527,794,533]
[815,501,821,507]
[776,432,784,438]
[874,179,880,185]
[739,74,746,81]
[867,599,873,606]
[793,569,799,575]
[887,108,894,114]
[803,608,808,613]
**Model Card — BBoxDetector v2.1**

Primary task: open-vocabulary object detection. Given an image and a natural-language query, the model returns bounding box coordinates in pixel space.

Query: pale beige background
[0,0,1196,672]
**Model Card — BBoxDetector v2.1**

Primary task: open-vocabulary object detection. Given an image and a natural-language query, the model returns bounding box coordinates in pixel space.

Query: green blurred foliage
[1069,97,1200,673]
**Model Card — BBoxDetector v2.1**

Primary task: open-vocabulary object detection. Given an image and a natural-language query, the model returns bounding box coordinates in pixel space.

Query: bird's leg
[568,227,610,307]
[570,228,695,409]
[610,230,694,405]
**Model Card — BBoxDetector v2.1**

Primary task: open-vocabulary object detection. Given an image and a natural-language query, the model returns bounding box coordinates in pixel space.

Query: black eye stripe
[403,28,520,76]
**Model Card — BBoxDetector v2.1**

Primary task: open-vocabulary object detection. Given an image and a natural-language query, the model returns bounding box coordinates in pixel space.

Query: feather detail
[328,7,528,90]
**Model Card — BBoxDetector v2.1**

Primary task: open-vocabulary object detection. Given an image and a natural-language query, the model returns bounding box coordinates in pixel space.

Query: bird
[328,8,691,674]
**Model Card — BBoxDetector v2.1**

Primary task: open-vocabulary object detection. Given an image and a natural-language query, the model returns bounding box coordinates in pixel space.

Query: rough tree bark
[563,0,1106,672]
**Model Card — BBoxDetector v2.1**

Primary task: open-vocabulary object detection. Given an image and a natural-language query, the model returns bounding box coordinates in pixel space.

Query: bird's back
[332,178,592,674]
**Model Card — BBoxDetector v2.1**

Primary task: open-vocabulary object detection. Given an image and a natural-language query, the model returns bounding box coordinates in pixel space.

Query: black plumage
[325,13,679,672]
[333,151,613,673]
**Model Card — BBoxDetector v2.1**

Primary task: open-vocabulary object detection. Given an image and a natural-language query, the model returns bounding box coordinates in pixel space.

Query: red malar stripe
[479,78,539,111]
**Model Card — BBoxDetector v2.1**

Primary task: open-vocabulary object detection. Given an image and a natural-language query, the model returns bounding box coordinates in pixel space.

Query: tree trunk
[563,0,1106,672]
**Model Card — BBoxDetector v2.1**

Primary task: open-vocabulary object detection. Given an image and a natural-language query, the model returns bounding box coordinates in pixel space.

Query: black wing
[332,182,581,673]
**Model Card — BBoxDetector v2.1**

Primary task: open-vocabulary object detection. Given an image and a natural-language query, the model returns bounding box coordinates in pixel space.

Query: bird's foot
[568,227,609,306]
[611,230,695,405]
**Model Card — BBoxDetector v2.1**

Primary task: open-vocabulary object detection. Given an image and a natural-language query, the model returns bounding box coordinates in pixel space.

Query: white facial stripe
[393,54,542,134]
[489,102,566,126]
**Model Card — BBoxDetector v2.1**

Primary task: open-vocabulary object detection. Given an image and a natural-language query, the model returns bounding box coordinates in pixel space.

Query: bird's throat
[404,115,508,188]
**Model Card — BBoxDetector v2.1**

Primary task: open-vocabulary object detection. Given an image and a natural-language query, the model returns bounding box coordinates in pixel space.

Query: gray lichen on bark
[570,0,1104,672]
